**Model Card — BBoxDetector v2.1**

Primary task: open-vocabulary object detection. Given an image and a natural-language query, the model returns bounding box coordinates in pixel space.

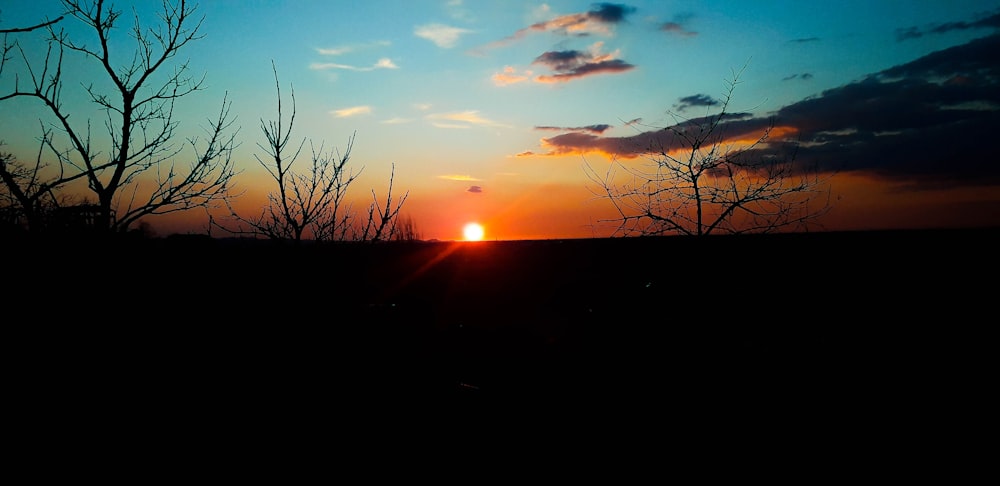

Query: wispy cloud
[782,73,814,81]
[532,41,634,83]
[896,9,1000,41]
[673,94,719,111]
[467,185,483,193]
[309,58,398,71]
[660,13,697,37]
[330,106,372,118]
[438,174,482,181]
[315,40,391,56]
[414,23,473,48]
[426,110,509,128]
[535,124,611,134]
[472,2,636,54]
[381,117,412,124]
[493,66,532,86]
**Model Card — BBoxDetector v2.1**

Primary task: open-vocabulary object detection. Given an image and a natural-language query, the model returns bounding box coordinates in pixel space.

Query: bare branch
[0,16,64,34]
[585,64,833,237]
[0,1,238,235]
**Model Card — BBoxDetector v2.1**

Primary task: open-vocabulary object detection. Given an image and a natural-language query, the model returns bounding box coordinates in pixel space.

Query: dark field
[9,228,996,409]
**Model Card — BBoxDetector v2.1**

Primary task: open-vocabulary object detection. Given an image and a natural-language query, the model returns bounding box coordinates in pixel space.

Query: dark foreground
[8,228,996,417]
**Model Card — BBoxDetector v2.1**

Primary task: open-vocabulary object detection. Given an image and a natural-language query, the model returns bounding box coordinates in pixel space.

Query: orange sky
[145,169,1000,241]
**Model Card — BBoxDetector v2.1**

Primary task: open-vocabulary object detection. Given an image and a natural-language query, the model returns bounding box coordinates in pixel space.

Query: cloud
[415,23,473,48]
[315,40,391,56]
[660,22,697,37]
[788,37,820,44]
[493,66,532,86]
[673,94,719,111]
[381,117,411,124]
[529,32,1000,191]
[769,33,1000,187]
[782,73,814,81]
[309,58,398,71]
[527,2,635,36]
[330,106,372,118]
[531,41,635,83]
[467,185,483,193]
[896,9,1000,41]
[535,124,611,134]
[660,13,697,37]
[472,2,636,53]
[438,174,482,181]
[426,110,509,128]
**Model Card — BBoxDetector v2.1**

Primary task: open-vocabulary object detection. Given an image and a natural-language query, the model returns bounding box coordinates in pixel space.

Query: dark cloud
[533,32,1000,190]
[895,27,923,42]
[674,94,719,111]
[660,12,697,37]
[535,124,611,134]
[896,9,1000,41]
[532,50,635,82]
[768,33,1000,187]
[534,50,588,71]
[482,1,636,49]
[782,73,814,81]
[588,3,636,23]
[877,33,1000,80]
[661,22,697,37]
[467,185,483,193]
[536,59,635,82]
[789,37,820,43]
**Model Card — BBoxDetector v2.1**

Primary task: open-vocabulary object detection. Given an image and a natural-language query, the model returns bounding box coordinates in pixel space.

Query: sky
[2,0,1000,241]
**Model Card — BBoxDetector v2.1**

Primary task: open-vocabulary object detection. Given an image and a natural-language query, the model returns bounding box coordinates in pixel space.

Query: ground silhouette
[9,227,995,403]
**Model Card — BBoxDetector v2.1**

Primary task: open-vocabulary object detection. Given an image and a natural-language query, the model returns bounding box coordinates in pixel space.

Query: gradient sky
[3,0,999,240]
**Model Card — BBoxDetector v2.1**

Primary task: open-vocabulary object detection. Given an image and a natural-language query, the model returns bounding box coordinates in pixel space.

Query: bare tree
[0,11,65,232]
[0,137,66,232]
[218,62,407,243]
[392,214,422,242]
[585,66,831,236]
[356,164,408,243]
[0,0,238,235]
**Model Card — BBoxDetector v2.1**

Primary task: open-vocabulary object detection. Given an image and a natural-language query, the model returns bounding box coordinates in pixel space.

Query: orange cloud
[493,66,531,86]
[438,174,482,181]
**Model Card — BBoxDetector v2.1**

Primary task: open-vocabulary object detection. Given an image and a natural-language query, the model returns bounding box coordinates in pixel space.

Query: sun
[463,222,485,241]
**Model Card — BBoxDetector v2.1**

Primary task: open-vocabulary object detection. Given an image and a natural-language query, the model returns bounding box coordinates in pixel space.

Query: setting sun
[463,223,485,241]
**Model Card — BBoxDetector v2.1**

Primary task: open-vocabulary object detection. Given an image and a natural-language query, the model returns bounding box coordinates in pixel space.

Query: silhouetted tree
[0,0,237,235]
[585,66,831,236]
[0,139,65,232]
[1,11,64,232]
[218,62,407,243]
[356,163,408,242]
[392,214,422,242]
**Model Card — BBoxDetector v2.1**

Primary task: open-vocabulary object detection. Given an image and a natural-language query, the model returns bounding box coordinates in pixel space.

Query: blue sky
[3,1,1000,239]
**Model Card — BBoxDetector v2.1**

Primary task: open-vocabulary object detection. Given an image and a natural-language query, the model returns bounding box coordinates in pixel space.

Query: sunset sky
[2,0,999,240]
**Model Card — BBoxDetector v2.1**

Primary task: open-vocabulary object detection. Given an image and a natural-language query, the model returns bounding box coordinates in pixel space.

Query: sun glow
[463,222,485,241]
